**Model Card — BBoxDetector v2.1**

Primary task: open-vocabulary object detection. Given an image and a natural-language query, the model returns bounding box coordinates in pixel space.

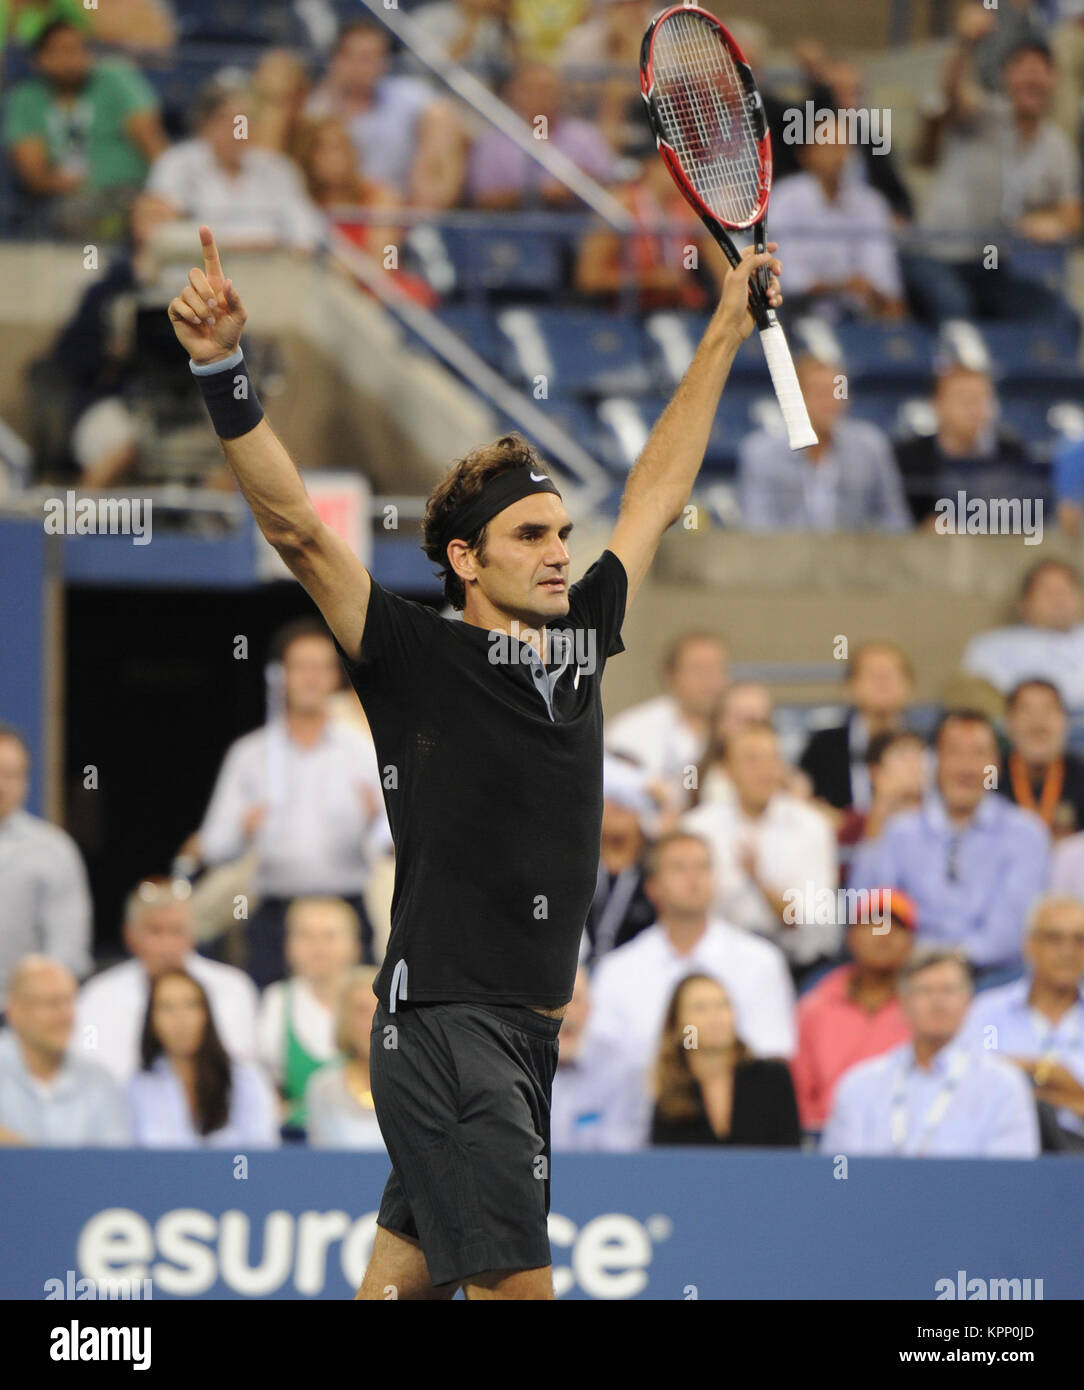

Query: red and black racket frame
[640,4,778,331]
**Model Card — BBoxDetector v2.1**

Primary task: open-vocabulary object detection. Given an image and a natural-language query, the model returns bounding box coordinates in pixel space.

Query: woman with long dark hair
[127,969,278,1147]
[650,973,801,1147]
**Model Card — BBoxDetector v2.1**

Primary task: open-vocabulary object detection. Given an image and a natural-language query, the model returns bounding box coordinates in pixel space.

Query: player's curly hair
[421,433,547,611]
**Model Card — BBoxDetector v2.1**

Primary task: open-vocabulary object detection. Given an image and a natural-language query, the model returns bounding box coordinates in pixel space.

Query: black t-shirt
[998,751,1084,837]
[338,549,628,1009]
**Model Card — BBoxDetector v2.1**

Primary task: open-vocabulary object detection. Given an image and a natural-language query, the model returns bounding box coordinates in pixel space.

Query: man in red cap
[790,888,916,1132]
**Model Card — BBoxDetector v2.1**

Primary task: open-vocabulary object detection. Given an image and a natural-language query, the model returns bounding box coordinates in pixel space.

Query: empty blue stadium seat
[647,312,769,383]
[848,384,925,437]
[172,1,301,44]
[437,227,565,298]
[598,389,770,475]
[999,385,1084,466]
[980,322,1081,379]
[496,308,657,397]
[834,321,936,380]
[432,304,505,369]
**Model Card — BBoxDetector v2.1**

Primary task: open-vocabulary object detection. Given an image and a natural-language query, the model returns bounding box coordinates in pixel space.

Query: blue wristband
[190,350,265,440]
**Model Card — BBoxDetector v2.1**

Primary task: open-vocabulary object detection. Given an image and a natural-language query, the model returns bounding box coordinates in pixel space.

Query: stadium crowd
[2,1,1084,510]
[5,556,1084,1157]
[2,5,1084,1159]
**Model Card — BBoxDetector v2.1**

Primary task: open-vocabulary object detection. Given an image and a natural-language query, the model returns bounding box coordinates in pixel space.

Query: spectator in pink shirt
[467,61,614,208]
[791,888,915,1131]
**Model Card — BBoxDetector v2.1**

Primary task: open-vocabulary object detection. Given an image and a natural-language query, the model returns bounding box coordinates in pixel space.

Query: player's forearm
[217,419,321,551]
[621,318,741,524]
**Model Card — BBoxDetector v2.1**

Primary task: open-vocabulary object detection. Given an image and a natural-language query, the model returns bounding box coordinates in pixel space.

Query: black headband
[441,466,562,554]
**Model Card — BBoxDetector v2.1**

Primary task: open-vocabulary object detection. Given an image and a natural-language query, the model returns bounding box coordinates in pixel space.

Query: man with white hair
[0,956,128,1146]
[74,876,258,1083]
[821,947,1040,1157]
[962,895,1084,1142]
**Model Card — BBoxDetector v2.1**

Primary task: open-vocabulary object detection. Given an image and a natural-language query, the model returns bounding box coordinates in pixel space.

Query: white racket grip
[758,323,818,450]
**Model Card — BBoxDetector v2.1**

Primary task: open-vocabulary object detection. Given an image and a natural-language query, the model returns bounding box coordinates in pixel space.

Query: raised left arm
[606,244,781,612]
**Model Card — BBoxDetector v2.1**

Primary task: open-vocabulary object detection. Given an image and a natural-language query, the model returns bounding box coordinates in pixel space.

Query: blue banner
[2,1151,1081,1300]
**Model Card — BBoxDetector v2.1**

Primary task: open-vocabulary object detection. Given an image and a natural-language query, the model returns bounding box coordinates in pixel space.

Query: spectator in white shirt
[305,965,385,1149]
[0,724,91,1000]
[197,618,391,987]
[147,76,327,251]
[257,896,360,1133]
[75,876,258,1084]
[0,956,128,1147]
[689,683,812,809]
[584,830,796,1146]
[769,116,907,323]
[605,631,728,801]
[683,722,840,981]
[127,969,278,1148]
[962,559,1084,716]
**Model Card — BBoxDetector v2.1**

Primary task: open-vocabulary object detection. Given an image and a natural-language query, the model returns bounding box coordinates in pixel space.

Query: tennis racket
[640,4,818,450]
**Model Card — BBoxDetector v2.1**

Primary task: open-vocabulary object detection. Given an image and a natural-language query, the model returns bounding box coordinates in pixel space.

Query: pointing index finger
[200,225,224,283]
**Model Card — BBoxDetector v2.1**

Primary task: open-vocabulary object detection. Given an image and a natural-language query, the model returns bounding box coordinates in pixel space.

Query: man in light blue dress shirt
[961,895,1084,1141]
[849,710,1050,972]
[822,947,1040,1157]
[738,353,912,533]
[0,956,128,1146]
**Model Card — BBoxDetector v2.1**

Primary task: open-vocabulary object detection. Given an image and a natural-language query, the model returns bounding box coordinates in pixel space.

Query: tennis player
[169,225,782,1301]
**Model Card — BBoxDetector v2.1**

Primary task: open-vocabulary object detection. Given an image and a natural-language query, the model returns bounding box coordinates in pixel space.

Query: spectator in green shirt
[2,20,168,234]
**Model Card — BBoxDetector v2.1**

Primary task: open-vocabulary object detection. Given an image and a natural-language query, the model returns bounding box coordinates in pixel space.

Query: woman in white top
[306,966,385,1150]
[127,969,278,1148]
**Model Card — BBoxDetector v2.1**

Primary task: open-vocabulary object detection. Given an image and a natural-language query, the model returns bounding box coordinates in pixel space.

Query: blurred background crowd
[2,0,1084,1162]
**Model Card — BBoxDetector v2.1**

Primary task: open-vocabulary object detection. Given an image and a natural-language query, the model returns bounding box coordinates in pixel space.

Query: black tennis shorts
[369,998,562,1287]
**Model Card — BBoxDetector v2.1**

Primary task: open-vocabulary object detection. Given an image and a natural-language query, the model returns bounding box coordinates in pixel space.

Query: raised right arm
[169,226,371,661]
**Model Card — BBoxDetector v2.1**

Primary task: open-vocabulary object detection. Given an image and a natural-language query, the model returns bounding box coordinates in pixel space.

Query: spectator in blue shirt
[127,969,278,1148]
[738,353,912,533]
[849,710,1050,973]
[962,894,1084,1145]
[821,947,1040,1157]
[0,956,128,1147]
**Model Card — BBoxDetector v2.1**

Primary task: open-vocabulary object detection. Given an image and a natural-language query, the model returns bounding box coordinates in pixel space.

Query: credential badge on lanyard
[890,1048,971,1156]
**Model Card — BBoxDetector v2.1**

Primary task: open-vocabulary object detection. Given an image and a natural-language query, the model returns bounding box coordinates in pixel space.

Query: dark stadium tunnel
[63,582,325,959]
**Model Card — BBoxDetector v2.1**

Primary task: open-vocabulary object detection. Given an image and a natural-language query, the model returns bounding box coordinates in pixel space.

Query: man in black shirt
[168,225,783,1300]
[999,679,1084,838]
[893,364,1041,527]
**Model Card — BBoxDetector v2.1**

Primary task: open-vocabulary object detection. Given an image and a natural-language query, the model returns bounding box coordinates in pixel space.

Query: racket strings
[650,11,765,227]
